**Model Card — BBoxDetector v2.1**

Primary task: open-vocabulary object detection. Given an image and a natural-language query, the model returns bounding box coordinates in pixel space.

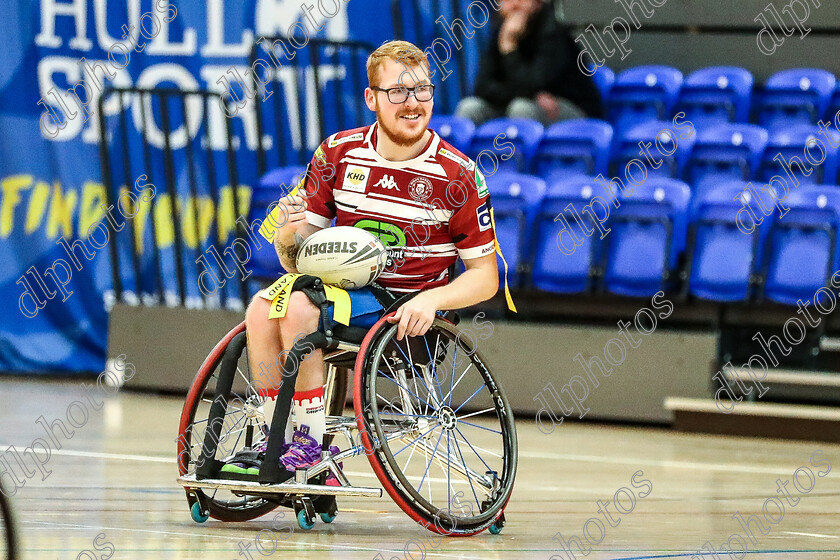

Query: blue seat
[677,66,753,125]
[759,125,840,186]
[249,166,306,277]
[486,173,546,288]
[601,178,691,297]
[531,175,604,293]
[757,69,836,128]
[826,84,840,123]
[612,120,695,181]
[762,185,840,305]
[430,115,475,152]
[592,66,615,105]
[468,118,544,173]
[607,66,683,130]
[684,123,768,199]
[686,181,768,302]
[532,119,613,178]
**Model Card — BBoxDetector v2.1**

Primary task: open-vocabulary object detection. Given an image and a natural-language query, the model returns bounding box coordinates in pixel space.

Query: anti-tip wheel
[297,509,316,530]
[190,501,209,523]
[319,512,336,523]
[488,522,503,535]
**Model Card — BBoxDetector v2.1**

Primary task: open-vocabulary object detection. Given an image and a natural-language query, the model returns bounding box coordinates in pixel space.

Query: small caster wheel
[320,511,336,523]
[297,508,316,530]
[489,512,505,535]
[190,502,209,523]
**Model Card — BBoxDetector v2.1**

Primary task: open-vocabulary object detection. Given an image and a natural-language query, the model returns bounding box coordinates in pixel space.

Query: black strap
[367,282,400,309]
[367,282,421,314]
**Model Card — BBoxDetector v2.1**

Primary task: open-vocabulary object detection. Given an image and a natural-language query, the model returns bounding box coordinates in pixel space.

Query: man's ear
[364,88,377,112]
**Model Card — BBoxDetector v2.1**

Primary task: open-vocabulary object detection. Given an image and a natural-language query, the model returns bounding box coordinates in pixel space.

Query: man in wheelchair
[220,40,500,480]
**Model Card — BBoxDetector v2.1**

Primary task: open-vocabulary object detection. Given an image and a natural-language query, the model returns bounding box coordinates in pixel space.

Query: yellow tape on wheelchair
[257,180,303,242]
[323,285,352,326]
[491,208,517,313]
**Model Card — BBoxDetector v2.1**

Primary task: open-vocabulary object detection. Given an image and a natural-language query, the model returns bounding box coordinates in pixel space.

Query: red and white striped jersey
[302,123,496,293]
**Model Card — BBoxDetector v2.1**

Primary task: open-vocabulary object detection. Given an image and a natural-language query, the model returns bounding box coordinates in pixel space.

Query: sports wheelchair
[176,276,517,535]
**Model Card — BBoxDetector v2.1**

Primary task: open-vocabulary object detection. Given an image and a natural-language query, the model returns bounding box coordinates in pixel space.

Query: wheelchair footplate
[178,420,383,529]
[178,415,382,498]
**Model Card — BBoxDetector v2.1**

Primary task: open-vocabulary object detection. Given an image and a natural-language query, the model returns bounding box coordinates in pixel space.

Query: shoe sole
[217,469,259,481]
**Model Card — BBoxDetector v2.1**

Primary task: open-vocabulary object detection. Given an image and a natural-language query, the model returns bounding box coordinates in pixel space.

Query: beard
[375,102,428,147]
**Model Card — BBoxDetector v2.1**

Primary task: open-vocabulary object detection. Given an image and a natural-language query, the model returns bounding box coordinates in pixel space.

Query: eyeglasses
[371,84,435,104]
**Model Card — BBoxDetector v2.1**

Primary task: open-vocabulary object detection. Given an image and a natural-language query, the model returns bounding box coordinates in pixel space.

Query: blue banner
[0,0,413,374]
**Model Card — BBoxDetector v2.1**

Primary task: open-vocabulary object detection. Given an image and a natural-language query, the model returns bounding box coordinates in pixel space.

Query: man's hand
[535,92,561,122]
[387,254,497,340]
[498,10,529,54]
[275,195,309,246]
[387,290,442,341]
[273,195,314,270]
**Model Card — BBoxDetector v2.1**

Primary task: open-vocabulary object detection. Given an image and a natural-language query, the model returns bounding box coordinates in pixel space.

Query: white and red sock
[258,387,293,442]
[293,387,326,445]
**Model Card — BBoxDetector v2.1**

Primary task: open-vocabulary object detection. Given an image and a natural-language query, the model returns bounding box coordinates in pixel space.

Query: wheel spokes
[366,321,514,527]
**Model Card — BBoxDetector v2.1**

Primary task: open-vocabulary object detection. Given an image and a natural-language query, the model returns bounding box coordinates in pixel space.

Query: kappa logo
[375,174,399,190]
[342,166,370,193]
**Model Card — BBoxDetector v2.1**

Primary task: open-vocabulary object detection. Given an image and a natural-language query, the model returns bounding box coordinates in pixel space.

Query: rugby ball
[296,226,388,289]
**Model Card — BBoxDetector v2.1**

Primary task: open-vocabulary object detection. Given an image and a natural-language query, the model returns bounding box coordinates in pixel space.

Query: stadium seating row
[431,116,840,193]
[435,66,840,149]
[592,66,839,130]
[489,172,840,307]
[250,167,840,308]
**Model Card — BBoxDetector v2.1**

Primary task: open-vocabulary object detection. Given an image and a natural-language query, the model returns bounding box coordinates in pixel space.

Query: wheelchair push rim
[354,313,518,536]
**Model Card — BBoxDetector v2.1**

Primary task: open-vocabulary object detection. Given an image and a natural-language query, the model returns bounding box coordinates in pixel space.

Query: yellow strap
[259,272,302,302]
[267,274,304,319]
[323,285,352,326]
[261,273,352,324]
[490,208,517,313]
[257,180,303,242]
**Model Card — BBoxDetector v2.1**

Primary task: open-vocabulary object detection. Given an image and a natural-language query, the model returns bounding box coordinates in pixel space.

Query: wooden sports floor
[3,377,840,560]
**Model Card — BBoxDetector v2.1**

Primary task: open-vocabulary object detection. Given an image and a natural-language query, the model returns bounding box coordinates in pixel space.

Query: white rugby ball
[296,226,388,289]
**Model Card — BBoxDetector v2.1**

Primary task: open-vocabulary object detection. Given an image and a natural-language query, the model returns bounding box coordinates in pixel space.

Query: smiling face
[365,58,434,148]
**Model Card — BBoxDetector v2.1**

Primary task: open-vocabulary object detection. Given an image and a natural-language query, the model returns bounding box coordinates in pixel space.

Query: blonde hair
[366,40,430,87]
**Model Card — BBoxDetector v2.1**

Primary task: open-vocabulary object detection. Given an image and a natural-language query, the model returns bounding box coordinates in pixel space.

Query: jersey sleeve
[301,142,337,229]
[447,163,496,260]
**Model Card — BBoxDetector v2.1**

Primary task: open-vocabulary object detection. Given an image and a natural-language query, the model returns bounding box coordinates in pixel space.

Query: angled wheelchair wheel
[0,479,19,560]
[354,314,518,536]
[177,322,347,522]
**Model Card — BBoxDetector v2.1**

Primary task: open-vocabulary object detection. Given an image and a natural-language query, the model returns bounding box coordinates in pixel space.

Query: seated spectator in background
[456,0,602,126]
